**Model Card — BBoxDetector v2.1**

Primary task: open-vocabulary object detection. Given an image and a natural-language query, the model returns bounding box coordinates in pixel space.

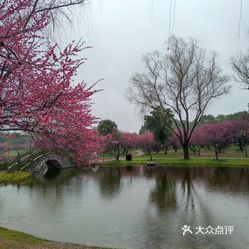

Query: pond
[0,166,249,249]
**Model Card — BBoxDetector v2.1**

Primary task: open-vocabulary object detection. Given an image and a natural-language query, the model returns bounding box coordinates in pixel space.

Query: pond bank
[0,227,112,249]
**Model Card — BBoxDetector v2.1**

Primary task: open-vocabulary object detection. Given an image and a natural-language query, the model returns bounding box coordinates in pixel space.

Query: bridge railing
[7,149,47,172]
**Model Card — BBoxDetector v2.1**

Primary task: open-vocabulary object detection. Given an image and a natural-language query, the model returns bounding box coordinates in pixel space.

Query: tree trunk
[163,144,168,154]
[215,147,219,160]
[183,143,190,160]
[148,149,153,161]
[115,145,120,160]
[198,150,201,156]
[239,140,243,152]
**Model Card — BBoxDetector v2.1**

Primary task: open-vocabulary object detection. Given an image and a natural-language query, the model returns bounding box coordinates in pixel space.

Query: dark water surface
[0,166,249,249]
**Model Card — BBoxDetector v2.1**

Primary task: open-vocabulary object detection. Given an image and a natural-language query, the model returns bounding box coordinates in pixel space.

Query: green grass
[0,226,44,248]
[100,154,249,167]
[0,171,32,185]
[99,153,115,159]
[98,148,249,168]
[0,226,112,249]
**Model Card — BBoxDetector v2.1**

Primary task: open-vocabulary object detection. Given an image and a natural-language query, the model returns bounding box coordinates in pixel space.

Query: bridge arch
[46,159,62,169]
[33,155,73,177]
[44,159,62,178]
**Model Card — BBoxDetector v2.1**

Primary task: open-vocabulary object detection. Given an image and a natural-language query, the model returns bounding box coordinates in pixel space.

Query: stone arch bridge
[7,150,74,177]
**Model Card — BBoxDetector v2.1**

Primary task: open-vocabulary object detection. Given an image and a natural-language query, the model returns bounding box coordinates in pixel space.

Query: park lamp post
[243,130,248,158]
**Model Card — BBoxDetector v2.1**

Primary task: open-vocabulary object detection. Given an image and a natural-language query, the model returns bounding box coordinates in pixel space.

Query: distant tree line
[199,111,249,125]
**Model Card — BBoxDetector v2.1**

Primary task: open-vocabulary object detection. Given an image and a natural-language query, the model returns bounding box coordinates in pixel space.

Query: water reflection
[149,171,177,213]
[98,167,121,199]
[0,166,249,249]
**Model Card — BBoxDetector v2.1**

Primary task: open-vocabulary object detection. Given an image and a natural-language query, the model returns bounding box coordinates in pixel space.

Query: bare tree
[232,51,249,88]
[127,36,230,159]
[0,0,88,34]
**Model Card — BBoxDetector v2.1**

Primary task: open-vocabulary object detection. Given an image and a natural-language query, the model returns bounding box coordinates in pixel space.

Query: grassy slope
[0,227,112,249]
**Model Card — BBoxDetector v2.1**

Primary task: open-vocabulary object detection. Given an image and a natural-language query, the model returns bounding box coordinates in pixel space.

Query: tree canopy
[0,0,100,165]
[140,107,172,151]
[97,119,118,135]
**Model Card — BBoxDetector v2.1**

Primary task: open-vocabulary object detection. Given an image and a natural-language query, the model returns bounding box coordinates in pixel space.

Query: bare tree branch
[232,52,249,88]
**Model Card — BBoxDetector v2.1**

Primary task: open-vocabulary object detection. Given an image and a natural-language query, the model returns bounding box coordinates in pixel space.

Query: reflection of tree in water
[21,169,82,210]
[180,167,218,229]
[144,167,206,249]
[98,167,121,199]
[150,171,177,213]
[145,167,225,249]
[3,169,83,217]
[29,169,79,187]
[149,167,217,220]
[207,167,249,193]
[148,167,195,214]
[181,167,196,214]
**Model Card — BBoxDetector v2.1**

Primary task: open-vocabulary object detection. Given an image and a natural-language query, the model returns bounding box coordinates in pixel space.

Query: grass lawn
[0,227,111,249]
[0,171,32,185]
[100,150,249,167]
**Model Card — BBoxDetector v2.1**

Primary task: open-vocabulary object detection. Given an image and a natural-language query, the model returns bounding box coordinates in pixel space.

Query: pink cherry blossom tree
[168,130,181,152]
[102,131,122,161]
[189,128,205,156]
[195,122,235,160]
[137,131,160,161]
[0,0,100,165]
[228,120,249,157]
[120,132,139,154]
[102,132,140,161]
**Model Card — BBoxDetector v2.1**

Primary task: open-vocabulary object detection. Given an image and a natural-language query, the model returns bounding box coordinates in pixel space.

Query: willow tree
[127,36,230,159]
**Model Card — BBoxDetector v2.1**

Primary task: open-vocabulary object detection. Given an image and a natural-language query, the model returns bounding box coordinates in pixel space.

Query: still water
[0,166,249,249]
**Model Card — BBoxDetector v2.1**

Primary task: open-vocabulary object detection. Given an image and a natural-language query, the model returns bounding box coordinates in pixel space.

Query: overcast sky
[58,0,249,132]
